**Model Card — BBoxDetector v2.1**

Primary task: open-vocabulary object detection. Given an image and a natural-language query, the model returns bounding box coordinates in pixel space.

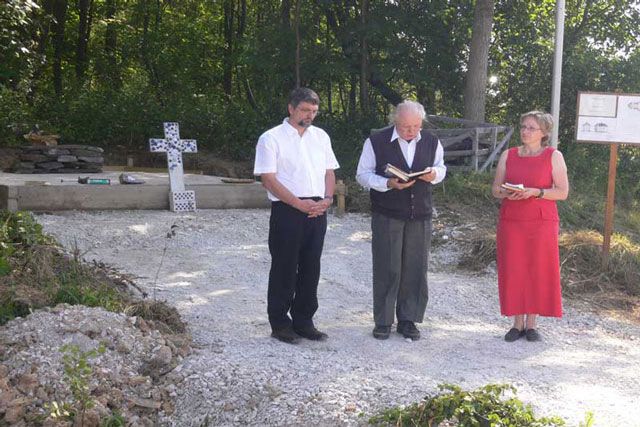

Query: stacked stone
[13,144,104,173]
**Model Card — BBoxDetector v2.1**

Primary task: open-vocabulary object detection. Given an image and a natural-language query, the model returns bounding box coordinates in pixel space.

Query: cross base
[170,190,197,212]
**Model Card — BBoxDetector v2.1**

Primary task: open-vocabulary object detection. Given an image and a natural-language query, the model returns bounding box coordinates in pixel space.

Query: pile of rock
[0,304,191,426]
[12,145,105,174]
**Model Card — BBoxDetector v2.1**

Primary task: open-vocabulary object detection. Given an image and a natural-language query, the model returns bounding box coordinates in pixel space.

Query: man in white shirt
[254,88,340,344]
[356,100,446,340]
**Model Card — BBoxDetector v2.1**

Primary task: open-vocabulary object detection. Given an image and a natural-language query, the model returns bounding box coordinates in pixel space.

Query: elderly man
[356,100,446,340]
[254,88,340,344]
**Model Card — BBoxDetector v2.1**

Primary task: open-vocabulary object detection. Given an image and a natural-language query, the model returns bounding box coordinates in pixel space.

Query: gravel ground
[37,209,640,426]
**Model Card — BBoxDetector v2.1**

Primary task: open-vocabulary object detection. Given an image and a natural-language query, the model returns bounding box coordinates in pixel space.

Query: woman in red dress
[492,111,569,342]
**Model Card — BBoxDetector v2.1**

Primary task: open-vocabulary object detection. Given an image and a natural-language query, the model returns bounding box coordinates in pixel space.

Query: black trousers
[267,200,327,330]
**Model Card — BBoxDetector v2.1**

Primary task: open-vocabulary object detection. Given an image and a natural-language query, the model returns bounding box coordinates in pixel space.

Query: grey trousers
[371,212,431,326]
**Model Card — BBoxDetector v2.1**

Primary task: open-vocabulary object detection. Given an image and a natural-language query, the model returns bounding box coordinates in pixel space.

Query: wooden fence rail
[425,115,514,172]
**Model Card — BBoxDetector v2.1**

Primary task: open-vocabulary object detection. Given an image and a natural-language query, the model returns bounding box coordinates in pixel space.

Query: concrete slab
[0,172,270,211]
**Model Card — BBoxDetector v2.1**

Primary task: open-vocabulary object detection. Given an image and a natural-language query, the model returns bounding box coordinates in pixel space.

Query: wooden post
[472,128,480,171]
[602,143,619,267]
[335,179,347,216]
[491,126,498,151]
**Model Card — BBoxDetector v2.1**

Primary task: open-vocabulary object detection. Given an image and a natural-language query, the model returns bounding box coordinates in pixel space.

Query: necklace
[520,145,544,157]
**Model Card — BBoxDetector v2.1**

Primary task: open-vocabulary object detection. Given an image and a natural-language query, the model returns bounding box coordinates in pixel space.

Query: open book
[501,182,525,192]
[384,163,432,182]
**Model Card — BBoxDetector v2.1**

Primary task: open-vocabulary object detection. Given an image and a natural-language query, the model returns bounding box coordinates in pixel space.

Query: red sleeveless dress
[497,147,562,317]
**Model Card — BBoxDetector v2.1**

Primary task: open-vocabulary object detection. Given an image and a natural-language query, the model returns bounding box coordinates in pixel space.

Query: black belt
[272,196,322,206]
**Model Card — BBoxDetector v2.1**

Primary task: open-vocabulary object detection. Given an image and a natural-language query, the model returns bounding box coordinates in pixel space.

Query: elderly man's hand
[417,169,436,183]
[387,178,416,190]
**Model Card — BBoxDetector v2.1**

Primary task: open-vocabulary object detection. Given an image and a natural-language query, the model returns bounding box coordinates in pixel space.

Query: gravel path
[37,209,640,426]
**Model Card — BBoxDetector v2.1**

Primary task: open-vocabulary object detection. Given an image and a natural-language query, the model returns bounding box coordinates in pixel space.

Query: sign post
[601,143,618,266]
[575,91,640,266]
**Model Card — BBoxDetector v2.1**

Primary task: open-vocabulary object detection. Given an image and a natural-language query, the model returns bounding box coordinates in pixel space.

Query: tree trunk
[52,0,68,96]
[359,0,369,113]
[463,0,495,122]
[104,0,119,85]
[349,75,357,118]
[28,0,54,101]
[141,0,158,89]
[223,0,234,98]
[280,0,291,28]
[326,21,333,115]
[294,0,301,88]
[75,0,92,81]
[324,3,403,106]
[280,0,293,96]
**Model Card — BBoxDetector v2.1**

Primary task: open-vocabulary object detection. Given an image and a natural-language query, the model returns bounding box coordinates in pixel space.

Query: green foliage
[0,209,52,277]
[101,412,126,427]
[0,85,34,144]
[0,210,127,325]
[579,412,595,427]
[47,343,107,424]
[369,383,566,427]
[1,0,639,173]
[0,0,41,86]
[0,209,51,248]
[44,400,73,420]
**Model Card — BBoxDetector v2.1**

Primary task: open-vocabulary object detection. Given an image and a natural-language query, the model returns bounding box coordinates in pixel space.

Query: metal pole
[550,0,566,147]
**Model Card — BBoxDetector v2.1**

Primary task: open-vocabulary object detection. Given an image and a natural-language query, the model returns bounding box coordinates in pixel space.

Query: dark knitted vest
[369,126,438,220]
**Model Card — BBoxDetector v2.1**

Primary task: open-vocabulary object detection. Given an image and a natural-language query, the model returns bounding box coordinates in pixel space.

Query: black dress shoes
[271,327,301,344]
[504,327,525,342]
[372,325,391,340]
[525,328,541,342]
[293,326,328,341]
[397,321,420,341]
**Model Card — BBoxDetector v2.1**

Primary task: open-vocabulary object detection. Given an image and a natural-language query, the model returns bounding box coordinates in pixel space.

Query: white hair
[390,100,426,124]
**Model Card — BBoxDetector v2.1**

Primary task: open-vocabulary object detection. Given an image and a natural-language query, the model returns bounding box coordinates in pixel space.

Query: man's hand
[294,199,319,214]
[417,169,436,183]
[293,198,331,217]
[307,198,332,217]
[387,178,416,190]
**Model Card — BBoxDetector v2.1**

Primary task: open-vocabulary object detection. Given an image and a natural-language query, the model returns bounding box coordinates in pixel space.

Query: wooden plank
[427,115,494,128]
[432,129,474,136]
[472,128,480,170]
[479,127,515,172]
[491,127,498,151]
[439,132,476,147]
[444,148,490,157]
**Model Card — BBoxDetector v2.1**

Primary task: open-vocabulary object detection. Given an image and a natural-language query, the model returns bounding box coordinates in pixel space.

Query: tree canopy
[1,0,639,176]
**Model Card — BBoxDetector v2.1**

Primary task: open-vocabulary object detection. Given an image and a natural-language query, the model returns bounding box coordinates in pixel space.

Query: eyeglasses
[520,125,541,132]
[296,107,319,116]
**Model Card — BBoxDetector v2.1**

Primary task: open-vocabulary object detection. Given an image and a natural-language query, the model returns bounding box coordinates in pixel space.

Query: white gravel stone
[30,208,640,426]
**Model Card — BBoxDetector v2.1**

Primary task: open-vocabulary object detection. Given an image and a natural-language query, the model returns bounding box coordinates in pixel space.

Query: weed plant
[369,383,584,427]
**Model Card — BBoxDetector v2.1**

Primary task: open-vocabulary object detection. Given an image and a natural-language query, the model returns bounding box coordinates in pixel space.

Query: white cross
[149,122,198,212]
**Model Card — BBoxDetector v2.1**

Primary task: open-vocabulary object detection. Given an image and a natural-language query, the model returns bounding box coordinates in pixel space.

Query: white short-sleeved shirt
[254,118,340,201]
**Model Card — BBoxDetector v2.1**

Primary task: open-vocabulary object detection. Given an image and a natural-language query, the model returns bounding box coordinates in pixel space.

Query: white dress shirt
[356,127,446,192]
[254,118,340,201]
